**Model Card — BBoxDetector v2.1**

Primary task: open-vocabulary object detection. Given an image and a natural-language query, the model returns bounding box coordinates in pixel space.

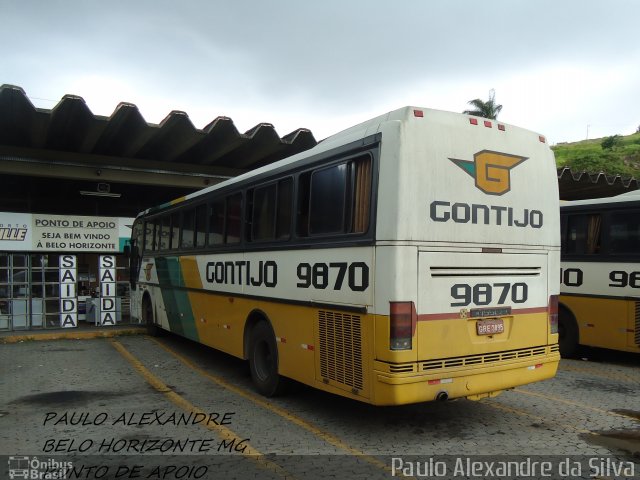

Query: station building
[0,84,316,331]
[1,84,637,332]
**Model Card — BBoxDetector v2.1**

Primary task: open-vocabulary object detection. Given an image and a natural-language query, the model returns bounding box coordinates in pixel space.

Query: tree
[463,89,503,119]
[601,135,622,150]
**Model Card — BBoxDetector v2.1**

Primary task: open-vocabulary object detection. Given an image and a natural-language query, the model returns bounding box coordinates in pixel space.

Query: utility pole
[586,124,590,140]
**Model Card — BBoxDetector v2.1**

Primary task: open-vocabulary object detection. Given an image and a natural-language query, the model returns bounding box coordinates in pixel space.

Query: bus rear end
[372,108,560,405]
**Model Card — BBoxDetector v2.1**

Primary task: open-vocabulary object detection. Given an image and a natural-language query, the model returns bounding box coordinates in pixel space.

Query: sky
[2,0,639,145]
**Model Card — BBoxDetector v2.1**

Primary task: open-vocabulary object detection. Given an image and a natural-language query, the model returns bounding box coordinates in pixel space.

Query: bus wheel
[558,307,579,358]
[143,296,161,337]
[249,321,285,397]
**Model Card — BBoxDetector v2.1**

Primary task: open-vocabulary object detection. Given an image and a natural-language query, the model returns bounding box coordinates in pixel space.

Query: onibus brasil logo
[449,150,527,196]
[8,456,72,479]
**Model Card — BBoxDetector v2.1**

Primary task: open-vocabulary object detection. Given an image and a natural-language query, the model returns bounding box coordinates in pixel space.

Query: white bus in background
[127,106,560,405]
[559,190,640,356]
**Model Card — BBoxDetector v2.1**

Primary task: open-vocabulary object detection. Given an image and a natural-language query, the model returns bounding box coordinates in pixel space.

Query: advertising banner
[0,212,32,251]
[0,213,133,253]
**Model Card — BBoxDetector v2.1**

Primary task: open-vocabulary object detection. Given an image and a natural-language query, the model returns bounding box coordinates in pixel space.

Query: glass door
[0,254,9,329]
[0,254,30,330]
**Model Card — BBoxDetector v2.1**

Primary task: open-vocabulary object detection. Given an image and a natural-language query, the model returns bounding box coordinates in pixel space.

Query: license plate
[476,318,504,335]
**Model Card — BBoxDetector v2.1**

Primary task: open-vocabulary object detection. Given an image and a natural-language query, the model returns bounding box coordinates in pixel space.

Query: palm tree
[463,89,503,120]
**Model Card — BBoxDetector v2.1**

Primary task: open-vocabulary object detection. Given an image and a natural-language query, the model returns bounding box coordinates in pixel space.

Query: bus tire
[558,306,579,358]
[249,321,286,397]
[143,295,162,337]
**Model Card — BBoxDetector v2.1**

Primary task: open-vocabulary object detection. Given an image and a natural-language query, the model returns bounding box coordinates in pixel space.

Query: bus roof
[561,188,640,209]
[137,106,545,218]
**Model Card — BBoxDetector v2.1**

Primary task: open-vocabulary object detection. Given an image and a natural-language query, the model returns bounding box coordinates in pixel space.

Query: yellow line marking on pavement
[513,388,634,420]
[110,339,296,480]
[481,400,593,435]
[147,336,406,478]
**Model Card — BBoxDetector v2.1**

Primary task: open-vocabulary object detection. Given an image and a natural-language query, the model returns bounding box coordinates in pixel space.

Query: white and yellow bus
[559,190,640,356]
[126,107,560,406]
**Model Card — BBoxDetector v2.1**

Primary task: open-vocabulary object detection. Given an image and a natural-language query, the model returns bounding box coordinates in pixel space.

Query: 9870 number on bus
[296,262,369,292]
[450,282,528,307]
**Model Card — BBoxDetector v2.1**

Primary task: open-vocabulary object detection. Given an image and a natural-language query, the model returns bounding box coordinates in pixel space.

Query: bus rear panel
[370,108,560,404]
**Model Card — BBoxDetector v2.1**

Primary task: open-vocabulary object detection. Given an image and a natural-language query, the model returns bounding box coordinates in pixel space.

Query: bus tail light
[549,295,558,334]
[390,301,416,350]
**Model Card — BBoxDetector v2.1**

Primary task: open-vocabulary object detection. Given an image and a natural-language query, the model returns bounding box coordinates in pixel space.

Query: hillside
[552,131,640,177]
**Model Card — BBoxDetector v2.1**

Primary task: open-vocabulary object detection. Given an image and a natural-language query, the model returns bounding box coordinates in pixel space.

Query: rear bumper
[371,345,560,405]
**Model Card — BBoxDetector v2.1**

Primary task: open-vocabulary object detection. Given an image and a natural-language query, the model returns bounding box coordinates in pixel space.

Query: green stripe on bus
[155,257,199,342]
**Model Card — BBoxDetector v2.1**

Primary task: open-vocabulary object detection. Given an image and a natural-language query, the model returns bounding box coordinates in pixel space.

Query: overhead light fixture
[80,183,121,198]
[79,191,122,198]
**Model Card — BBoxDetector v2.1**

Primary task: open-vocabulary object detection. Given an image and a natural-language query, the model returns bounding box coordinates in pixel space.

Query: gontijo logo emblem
[449,151,527,196]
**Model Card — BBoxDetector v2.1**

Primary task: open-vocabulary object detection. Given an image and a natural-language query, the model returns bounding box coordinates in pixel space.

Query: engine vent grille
[430,266,541,278]
[318,311,364,391]
[389,364,415,373]
[422,345,549,371]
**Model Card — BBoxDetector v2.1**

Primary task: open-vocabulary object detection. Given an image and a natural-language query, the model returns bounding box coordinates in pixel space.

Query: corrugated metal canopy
[557,167,639,200]
[0,83,317,185]
[2,82,638,210]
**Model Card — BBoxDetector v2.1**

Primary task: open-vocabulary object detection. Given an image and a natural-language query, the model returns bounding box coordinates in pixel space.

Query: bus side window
[276,178,293,240]
[249,178,292,242]
[296,155,372,238]
[152,220,159,251]
[181,209,195,249]
[252,183,277,241]
[208,198,224,246]
[565,214,601,255]
[170,212,180,250]
[609,210,640,255]
[296,172,311,237]
[134,221,143,250]
[144,221,155,252]
[352,156,372,233]
[226,193,242,244]
[194,204,208,248]
[565,215,585,254]
[586,214,602,254]
[159,216,170,251]
[309,163,348,235]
